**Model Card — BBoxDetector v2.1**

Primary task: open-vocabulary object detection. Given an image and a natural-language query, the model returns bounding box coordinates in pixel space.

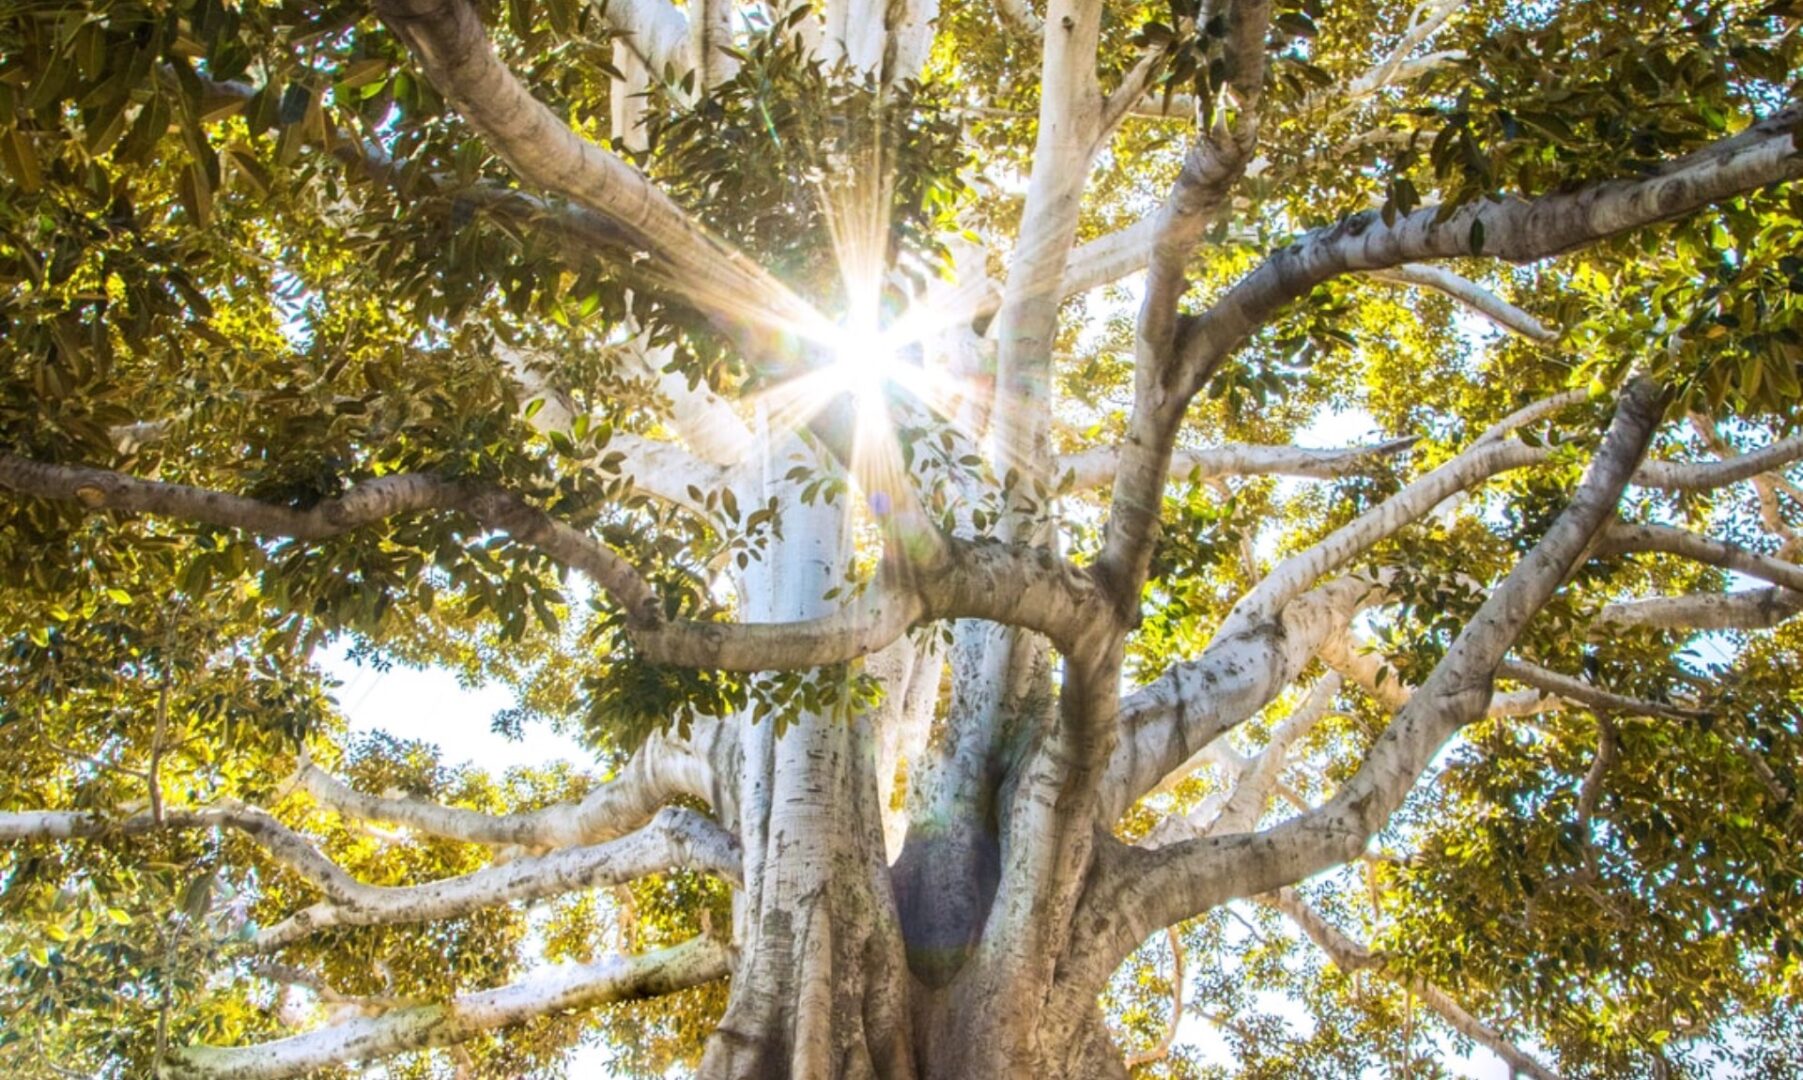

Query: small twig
[150,669,170,827]
[45,739,149,781]
[1124,926,1186,1067]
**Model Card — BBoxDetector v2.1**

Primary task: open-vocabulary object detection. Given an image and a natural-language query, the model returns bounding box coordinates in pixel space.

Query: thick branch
[1104,576,1380,822]
[255,807,739,950]
[1057,436,1414,491]
[295,721,729,851]
[1087,379,1663,972]
[1594,586,1803,631]
[1633,433,1803,492]
[375,0,819,345]
[170,936,729,1080]
[1599,520,1803,593]
[1172,108,1802,389]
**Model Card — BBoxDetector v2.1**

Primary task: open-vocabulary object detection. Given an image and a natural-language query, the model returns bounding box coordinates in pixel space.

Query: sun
[818,306,911,419]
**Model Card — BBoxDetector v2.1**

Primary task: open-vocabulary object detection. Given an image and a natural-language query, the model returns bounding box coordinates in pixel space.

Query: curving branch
[1632,433,1803,492]
[1105,430,1555,819]
[295,720,731,851]
[373,0,821,349]
[3,804,371,905]
[1496,659,1702,723]
[1262,889,1562,1080]
[1,453,1109,670]
[1170,106,1803,391]
[0,452,666,619]
[1599,520,1803,593]
[254,807,740,950]
[1366,264,1559,343]
[1121,926,1186,1069]
[1474,389,1588,446]
[1056,436,1415,491]
[169,936,730,1080]
[1326,632,1554,719]
[1077,378,1665,984]
[1238,439,1545,624]
[1594,585,1803,631]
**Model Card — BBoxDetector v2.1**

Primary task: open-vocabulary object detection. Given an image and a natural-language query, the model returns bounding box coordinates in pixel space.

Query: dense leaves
[0,0,1801,1075]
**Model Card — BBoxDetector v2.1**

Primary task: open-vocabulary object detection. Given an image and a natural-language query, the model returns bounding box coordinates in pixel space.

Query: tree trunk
[699,439,918,1079]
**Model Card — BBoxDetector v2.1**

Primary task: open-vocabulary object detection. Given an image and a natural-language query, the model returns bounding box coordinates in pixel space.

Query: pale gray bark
[253,807,740,950]
[12,6,1803,1075]
[1595,586,1803,631]
[1057,436,1415,491]
[171,937,729,1080]
[1367,263,1558,342]
[1061,379,1664,1012]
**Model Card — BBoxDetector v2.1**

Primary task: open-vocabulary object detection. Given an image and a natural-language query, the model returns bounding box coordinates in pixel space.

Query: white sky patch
[319,641,594,772]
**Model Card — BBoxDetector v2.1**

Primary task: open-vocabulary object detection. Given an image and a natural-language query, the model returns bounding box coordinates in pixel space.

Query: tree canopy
[1,0,1802,1076]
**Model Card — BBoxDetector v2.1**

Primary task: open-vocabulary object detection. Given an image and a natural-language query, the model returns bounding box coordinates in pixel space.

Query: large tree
[2,0,1802,1075]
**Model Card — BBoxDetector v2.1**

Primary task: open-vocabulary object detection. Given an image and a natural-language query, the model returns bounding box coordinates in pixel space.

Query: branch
[254,807,739,950]
[995,0,1044,35]
[1240,438,1545,623]
[1599,520,1803,593]
[1496,659,1702,723]
[958,216,1158,327]
[1366,264,1558,343]
[374,0,820,347]
[688,0,737,87]
[1136,0,1272,365]
[189,73,687,296]
[1090,378,1663,966]
[295,721,730,851]
[1121,926,1185,1068]
[499,342,734,519]
[602,0,692,77]
[1326,631,1554,719]
[2,804,366,905]
[1142,673,1342,847]
[1171,107,1803,391]
[1262,889,1562,1080]
[1103,575,1380,822]
[1632,433,1803,492]
[169,937,729,1080]
[612,334,758,467]
[0,454,991,672]
[1594,586,1803,631]
[1056,436,1415,491]
[1474,389,1587,446]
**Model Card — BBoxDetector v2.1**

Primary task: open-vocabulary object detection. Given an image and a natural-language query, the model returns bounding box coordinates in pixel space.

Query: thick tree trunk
[699,442,918,1079]
[693,430,1117,1079]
